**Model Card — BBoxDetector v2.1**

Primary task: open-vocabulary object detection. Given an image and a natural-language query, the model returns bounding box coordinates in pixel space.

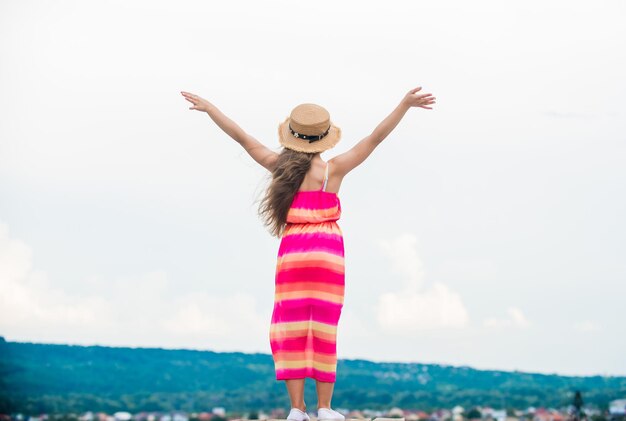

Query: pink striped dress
[269,162,345,382]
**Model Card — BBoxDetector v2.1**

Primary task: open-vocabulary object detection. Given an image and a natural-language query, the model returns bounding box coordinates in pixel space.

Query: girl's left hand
[181,91,213,112]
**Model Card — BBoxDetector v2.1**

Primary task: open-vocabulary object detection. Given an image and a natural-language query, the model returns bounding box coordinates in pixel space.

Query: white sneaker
[287,408,310,421]
[317,408,345,421]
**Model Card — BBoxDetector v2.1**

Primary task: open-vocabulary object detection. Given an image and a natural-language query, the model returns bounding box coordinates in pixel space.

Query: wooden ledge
[264,418,404,421]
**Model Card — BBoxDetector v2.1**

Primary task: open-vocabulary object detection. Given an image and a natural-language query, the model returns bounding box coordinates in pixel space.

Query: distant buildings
[610,399,626,417]
[212,409,226,418]
[114,413,132,421]
[4,398,626,421]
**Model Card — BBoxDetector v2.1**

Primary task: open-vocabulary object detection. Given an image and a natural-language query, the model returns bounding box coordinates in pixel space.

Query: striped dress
[269,162,345,382]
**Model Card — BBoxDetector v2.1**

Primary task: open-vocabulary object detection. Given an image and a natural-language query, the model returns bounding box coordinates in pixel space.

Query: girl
[181,87,436,421]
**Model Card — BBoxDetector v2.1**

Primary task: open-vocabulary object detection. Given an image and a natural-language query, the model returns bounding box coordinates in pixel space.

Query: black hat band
[289,123,331,143]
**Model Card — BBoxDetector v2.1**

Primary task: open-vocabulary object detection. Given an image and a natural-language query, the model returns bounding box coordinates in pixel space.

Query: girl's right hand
[402,86,436,110]
[181,91,213,112]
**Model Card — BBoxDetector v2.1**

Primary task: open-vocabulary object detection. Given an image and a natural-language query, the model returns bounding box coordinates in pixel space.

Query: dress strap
[321,162,329,191]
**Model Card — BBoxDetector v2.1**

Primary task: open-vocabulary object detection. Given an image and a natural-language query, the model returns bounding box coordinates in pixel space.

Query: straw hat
[278,103,341,153]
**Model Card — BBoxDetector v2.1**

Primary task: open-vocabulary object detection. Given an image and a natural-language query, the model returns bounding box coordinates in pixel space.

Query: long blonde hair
[258,148,315,237]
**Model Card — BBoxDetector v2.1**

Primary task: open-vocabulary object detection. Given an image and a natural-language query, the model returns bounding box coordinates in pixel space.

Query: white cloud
[161,291,267,337]
[377,282,469,332]
[483,306,531,329]
[375,233,469,332]
[0,221,268,351]
[0,222,110,330]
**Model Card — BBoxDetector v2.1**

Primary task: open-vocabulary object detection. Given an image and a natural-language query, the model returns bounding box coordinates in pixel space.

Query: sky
[1,0,625,377]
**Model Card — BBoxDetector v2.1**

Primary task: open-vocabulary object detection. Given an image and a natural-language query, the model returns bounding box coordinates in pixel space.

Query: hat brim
[278,117,341,153]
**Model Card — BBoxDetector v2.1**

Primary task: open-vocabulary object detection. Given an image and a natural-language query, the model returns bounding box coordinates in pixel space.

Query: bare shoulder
[327,133,377,177]
[238,132,280,172]
[327,155,342,172]
[327,153,349,177]
[321,156,342,194]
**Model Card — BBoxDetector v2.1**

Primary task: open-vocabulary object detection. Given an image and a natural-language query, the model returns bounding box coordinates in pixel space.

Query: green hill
[0,336,624,415]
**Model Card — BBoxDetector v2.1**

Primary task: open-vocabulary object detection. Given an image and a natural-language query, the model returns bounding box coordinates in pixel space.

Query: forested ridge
[1,336,624,414]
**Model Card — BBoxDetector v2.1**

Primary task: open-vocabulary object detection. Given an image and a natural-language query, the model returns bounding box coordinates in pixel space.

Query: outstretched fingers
[184,98,199,110]
[181,91,199,102]
[181,91,202,110]
[419,98,436,109]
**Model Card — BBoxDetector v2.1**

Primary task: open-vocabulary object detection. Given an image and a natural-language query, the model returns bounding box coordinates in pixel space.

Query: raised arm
[330,86,435,177]
[181,91,279,172]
